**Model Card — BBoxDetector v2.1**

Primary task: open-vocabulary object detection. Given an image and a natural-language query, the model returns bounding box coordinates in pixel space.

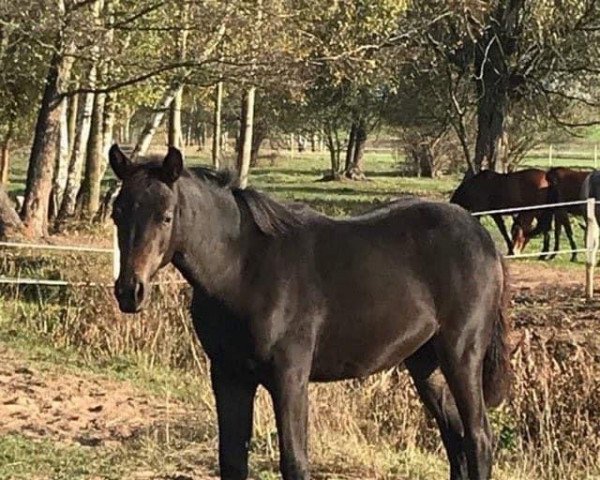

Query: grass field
[1,142,599,479]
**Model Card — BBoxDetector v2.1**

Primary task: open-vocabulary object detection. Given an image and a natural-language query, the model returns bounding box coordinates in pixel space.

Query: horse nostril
[134,281,145,306]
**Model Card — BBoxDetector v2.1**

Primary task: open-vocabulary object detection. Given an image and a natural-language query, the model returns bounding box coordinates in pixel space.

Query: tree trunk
[123,106,131,144]
[21,28,74,238]
[344,122,357,171]
[166,2,187,151]
[199,122,207,150]
[250,120,267,167]
[100,91,116,178]
[212,82,223,168]
[168,87,183,149]
[131,80,186,159]
[51,98,70,218]
[324,124,342,180]
[0,186,23,239]
[237,87,255,189]
[474,89,507,172]
[56,64,96,223]
[67,90,78,155]
[0,119,14,185]
[221,131,228,153]
[345,119,367,180]
[472,0,524,172]
[311,133,317,152]
[79,90,105,215]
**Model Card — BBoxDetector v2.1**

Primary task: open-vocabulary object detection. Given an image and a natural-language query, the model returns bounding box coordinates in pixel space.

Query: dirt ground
[0,346,186,447]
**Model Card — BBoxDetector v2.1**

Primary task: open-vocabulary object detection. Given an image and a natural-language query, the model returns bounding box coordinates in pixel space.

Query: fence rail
[470,199,596,217]
[0,241,112,254]
[1,199,599,297]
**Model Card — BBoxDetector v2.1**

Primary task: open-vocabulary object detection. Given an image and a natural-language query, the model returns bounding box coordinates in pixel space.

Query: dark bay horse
[109,145,511,480]
[581,171,600,264]
[513,167,590,261]
[581,170,600,220]
[450,169,551,256]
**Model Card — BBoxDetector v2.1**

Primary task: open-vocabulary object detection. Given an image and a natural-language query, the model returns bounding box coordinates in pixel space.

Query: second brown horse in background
[451,169,551,256]
[512,167,590,262]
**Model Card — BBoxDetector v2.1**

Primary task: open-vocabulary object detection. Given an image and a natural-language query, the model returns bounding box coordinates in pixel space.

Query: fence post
[595,144,598,170]
[112,225,120,281]
[585,197,599,300]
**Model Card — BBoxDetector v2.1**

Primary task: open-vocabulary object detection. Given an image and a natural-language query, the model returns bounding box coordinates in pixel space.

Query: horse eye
[163,214,173,224]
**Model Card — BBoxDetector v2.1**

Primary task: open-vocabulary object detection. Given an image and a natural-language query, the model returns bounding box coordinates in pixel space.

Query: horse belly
[309,310,437,382]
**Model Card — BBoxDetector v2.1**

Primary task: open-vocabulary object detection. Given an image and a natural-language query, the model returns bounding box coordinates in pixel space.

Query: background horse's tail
[482,258,512,407]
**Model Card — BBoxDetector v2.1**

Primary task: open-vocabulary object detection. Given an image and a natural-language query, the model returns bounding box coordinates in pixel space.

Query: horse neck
[170,176,257,305]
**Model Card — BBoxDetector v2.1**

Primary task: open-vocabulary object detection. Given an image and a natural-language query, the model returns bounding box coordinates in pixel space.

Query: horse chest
[190,294,261,376]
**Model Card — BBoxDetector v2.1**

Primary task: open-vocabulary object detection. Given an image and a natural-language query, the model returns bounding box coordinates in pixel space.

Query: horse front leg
[211,365,258,480]
[561,213,578,262]
[547,214,562,260]
[268,353,312,480]
[492,214,514,256]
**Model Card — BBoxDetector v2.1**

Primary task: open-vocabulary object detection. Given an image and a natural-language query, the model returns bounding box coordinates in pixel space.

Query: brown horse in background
[512,167,590,261]
[451,169,551,256]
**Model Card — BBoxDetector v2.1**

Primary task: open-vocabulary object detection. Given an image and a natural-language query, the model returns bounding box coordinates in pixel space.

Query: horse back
[547,167,591,201]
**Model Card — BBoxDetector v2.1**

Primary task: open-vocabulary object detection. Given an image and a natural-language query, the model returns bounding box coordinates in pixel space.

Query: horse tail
[482,258,512,407]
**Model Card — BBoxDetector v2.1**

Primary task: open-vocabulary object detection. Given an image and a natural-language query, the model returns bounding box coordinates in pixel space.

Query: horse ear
[109,144,132,180]
[161,147,183,183]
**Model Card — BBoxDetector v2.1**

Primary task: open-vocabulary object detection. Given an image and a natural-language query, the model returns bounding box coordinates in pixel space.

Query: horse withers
[110,145,511,480]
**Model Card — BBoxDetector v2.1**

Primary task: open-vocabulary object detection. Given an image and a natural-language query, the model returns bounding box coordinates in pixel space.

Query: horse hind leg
[561,214,578,262]
[547,216,562,261]
[434,322,494,480]
[406,340,468,480]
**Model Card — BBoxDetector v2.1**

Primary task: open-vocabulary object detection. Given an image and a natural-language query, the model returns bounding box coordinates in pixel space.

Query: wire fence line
[470,199,598,217]
[0,241,113,254]
[1,198,599,296]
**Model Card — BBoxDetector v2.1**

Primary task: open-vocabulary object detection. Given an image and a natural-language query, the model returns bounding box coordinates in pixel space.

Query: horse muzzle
[114,274,149,313]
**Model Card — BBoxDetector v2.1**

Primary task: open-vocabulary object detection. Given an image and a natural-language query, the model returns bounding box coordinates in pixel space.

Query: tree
[237,88,255,189]
[0,2,46,186]
[0,187,23,239]
[20,0,75,237]
[212,81,224,168]
[412,0,600,172]
[79,0,112,216]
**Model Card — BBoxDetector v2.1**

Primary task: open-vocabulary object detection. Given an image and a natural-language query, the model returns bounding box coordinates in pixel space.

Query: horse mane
[188,165,235,188]
[233,188,311,236]
[185,164,312,236]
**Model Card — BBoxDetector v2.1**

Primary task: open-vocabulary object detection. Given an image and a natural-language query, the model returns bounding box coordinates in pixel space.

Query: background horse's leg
[561,212,578,262]
[211,366,258,480]
[434,332,493,479]
[406,342,468,480]
[269,355,311,480]
[491,214,513,255]
[547,212,562,260]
